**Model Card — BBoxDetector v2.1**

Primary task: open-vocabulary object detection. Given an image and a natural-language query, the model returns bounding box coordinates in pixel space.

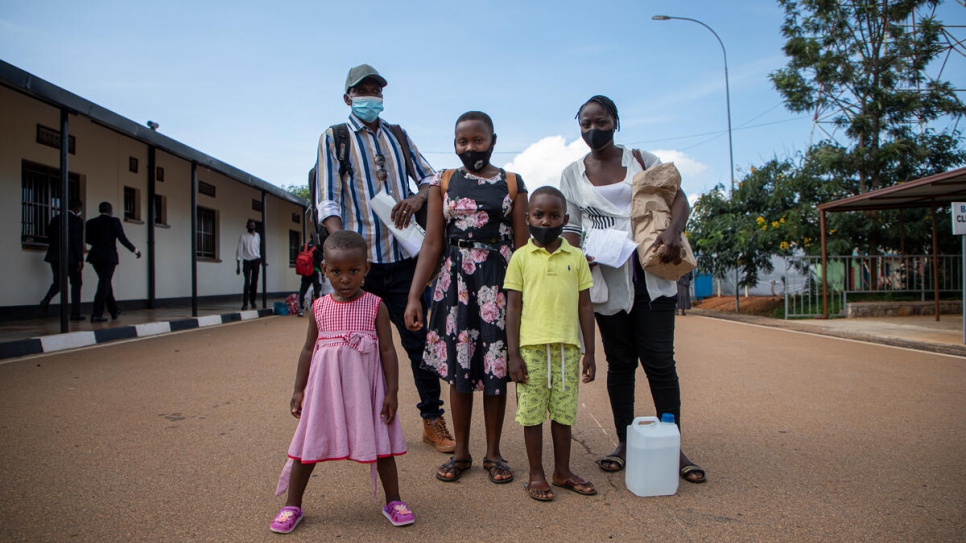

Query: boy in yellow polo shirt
[505,186,596,502]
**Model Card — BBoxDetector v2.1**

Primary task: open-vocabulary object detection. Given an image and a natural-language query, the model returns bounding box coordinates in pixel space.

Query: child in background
[505,186,597,501]
[403,111,529,485]
[271,230,412,533]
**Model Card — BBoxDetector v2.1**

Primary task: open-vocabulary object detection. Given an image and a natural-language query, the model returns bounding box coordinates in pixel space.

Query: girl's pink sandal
[382,501,415,526]
[270,506,303,534]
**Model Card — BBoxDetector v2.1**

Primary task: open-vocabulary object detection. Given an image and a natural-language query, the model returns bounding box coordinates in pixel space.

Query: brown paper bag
[631,162,697,281]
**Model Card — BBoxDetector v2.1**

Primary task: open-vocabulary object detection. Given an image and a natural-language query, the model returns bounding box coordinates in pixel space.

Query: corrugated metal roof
[818,167,966,212]
[0,59,307,207]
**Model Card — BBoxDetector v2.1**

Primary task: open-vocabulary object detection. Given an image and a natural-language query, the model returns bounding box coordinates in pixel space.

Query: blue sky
[1,0,963,200]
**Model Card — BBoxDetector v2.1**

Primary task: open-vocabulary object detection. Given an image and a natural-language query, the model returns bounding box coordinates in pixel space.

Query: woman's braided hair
[576,95,620,131]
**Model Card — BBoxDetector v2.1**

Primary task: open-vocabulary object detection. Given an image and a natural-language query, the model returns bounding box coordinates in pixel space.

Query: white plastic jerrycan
[625,414,680,497]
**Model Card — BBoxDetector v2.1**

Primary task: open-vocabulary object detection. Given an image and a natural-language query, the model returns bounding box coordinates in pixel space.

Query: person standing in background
[40,198,85,320]
[86,201,140,323]
[677,270,692,316]
[237,219,262,310]
[296,230,325,317]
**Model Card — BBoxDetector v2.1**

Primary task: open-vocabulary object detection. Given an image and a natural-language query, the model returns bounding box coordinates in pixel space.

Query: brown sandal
[552,475,597,496]
[482,458,514,484]
[524,480,554,501]
[435,456,472,482]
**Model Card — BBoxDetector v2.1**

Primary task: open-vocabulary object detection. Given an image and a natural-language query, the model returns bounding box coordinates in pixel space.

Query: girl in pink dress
[271,230,412,534]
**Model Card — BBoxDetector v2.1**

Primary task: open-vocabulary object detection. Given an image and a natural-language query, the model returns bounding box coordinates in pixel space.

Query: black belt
[450,238,505,250]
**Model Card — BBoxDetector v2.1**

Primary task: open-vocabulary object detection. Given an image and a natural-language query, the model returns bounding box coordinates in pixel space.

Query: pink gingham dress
[276,292,407,496]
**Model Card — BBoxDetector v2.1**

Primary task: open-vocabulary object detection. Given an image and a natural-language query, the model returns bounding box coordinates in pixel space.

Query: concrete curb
[0,308,275,360]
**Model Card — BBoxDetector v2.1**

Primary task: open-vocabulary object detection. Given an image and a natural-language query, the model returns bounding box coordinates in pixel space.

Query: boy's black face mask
[529,224,563,246]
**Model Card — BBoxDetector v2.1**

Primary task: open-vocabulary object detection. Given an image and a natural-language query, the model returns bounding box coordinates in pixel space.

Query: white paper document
[583,228,637,268]
[370,189,425,258]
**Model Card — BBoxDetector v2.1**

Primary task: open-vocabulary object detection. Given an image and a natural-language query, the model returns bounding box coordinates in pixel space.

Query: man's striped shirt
[316,114,435,264]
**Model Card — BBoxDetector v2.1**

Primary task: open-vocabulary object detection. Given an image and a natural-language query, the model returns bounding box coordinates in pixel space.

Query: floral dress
[421,168,526,395]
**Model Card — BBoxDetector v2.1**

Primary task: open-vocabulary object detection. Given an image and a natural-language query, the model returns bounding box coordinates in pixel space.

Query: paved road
[1,315,963,542]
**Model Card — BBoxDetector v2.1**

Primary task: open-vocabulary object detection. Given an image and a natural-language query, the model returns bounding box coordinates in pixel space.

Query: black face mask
[247,226,255,233]
[457,147,494,173]
[529,224,563,246]
[582,128,614,150]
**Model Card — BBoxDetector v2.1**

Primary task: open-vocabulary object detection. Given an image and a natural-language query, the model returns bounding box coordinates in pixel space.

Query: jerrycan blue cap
[660,413,675,424]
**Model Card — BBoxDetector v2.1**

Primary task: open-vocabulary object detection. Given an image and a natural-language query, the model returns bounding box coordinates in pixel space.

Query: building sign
[954,202,966,236]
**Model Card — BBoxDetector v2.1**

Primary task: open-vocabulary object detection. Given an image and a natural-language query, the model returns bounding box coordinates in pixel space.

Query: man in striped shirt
[315,64,454,453]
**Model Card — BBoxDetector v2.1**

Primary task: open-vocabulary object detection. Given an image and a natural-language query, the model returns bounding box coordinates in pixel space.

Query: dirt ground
[693,295,784,316]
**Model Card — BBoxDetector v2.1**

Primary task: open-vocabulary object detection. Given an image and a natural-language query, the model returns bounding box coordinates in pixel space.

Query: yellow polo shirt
[504,238,593,348]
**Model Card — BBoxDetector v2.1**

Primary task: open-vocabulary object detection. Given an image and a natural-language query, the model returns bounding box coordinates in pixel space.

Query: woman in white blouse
[559,95,705,484]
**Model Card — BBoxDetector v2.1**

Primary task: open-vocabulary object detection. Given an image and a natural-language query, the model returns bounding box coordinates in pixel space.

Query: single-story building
[0,59,311,322]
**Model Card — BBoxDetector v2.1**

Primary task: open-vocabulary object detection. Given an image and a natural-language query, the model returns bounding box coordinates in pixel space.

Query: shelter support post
[261,190,267,310]
[820,209,828,319]
[58,108,69,333]
[190,162,198,317]
[931,205,939,322]
[147,146,156,308]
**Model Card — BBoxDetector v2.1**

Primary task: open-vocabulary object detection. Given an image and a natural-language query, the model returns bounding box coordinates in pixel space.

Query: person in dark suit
[86,201,140,323]
[40,198,86,320]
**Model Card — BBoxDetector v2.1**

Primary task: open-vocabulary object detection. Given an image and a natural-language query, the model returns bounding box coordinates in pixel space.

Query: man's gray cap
[345,64,388,93]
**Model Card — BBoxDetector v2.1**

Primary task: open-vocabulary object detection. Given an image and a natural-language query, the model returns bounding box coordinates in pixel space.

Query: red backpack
[295,243,316,277]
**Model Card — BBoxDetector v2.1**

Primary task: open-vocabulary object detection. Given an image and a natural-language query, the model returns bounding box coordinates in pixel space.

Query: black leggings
[595,287,680,444]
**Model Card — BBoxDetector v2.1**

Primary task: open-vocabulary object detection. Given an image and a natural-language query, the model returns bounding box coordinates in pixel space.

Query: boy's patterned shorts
[514,344,582,427]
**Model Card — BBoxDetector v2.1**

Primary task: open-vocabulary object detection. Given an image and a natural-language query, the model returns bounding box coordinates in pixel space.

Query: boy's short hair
[323,230,368,257]
[529,186,567,209]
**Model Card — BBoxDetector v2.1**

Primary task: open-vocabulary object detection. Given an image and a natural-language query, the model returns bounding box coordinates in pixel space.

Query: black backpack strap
[330,123,353,178]
[387,124,417,194]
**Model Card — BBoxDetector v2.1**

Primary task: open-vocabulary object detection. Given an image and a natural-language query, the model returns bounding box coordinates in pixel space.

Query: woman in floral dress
[404,111,528,484]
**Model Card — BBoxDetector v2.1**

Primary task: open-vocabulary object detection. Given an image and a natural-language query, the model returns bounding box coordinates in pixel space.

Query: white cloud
[501,137,711,194]
[649,149,710,179]
[500,136,588,189]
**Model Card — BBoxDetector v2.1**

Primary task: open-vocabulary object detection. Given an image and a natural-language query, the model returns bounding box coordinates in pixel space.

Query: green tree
[284,184,310,200]
[690,158,806,288]
[770,0,965,260]
[771,0,965,203]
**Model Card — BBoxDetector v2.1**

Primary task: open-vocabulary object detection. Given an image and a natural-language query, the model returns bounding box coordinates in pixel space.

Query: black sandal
[596,455,626,472]
[482,458,514,484]
[435,456,472,482]
[680,463,707,483]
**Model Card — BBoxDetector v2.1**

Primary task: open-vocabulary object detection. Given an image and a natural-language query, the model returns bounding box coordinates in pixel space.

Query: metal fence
[783,254,963,319]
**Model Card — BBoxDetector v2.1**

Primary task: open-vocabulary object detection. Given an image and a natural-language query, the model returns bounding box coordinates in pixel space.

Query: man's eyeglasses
[374,154,388,183]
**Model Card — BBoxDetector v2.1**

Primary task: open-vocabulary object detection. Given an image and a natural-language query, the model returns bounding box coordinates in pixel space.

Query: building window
[153,195,167,226]
[197,206,217,259]
[156,166,164,182]
[123,186,141,221]
[36,124,76,155]
[21,160,81,246]
[198,181,216,198]
[129,157,139,173]
[289,230,301,267]
[292,212,301,224]
[252,199,264,212]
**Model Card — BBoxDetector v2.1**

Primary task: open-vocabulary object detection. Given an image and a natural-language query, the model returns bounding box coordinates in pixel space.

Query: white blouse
[559,145,677,315]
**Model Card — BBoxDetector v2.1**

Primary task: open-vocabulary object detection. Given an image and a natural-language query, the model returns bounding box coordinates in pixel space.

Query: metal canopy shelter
[816,166,966,341]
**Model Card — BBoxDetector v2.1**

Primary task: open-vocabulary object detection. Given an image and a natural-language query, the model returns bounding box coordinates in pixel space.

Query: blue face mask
[351,96,383,123]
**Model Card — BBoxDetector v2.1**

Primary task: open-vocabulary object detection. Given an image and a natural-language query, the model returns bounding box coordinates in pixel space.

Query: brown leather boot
[423,416,456,453]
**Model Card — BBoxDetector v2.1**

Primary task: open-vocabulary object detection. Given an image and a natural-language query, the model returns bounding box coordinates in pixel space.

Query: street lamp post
[653,14,740,312]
